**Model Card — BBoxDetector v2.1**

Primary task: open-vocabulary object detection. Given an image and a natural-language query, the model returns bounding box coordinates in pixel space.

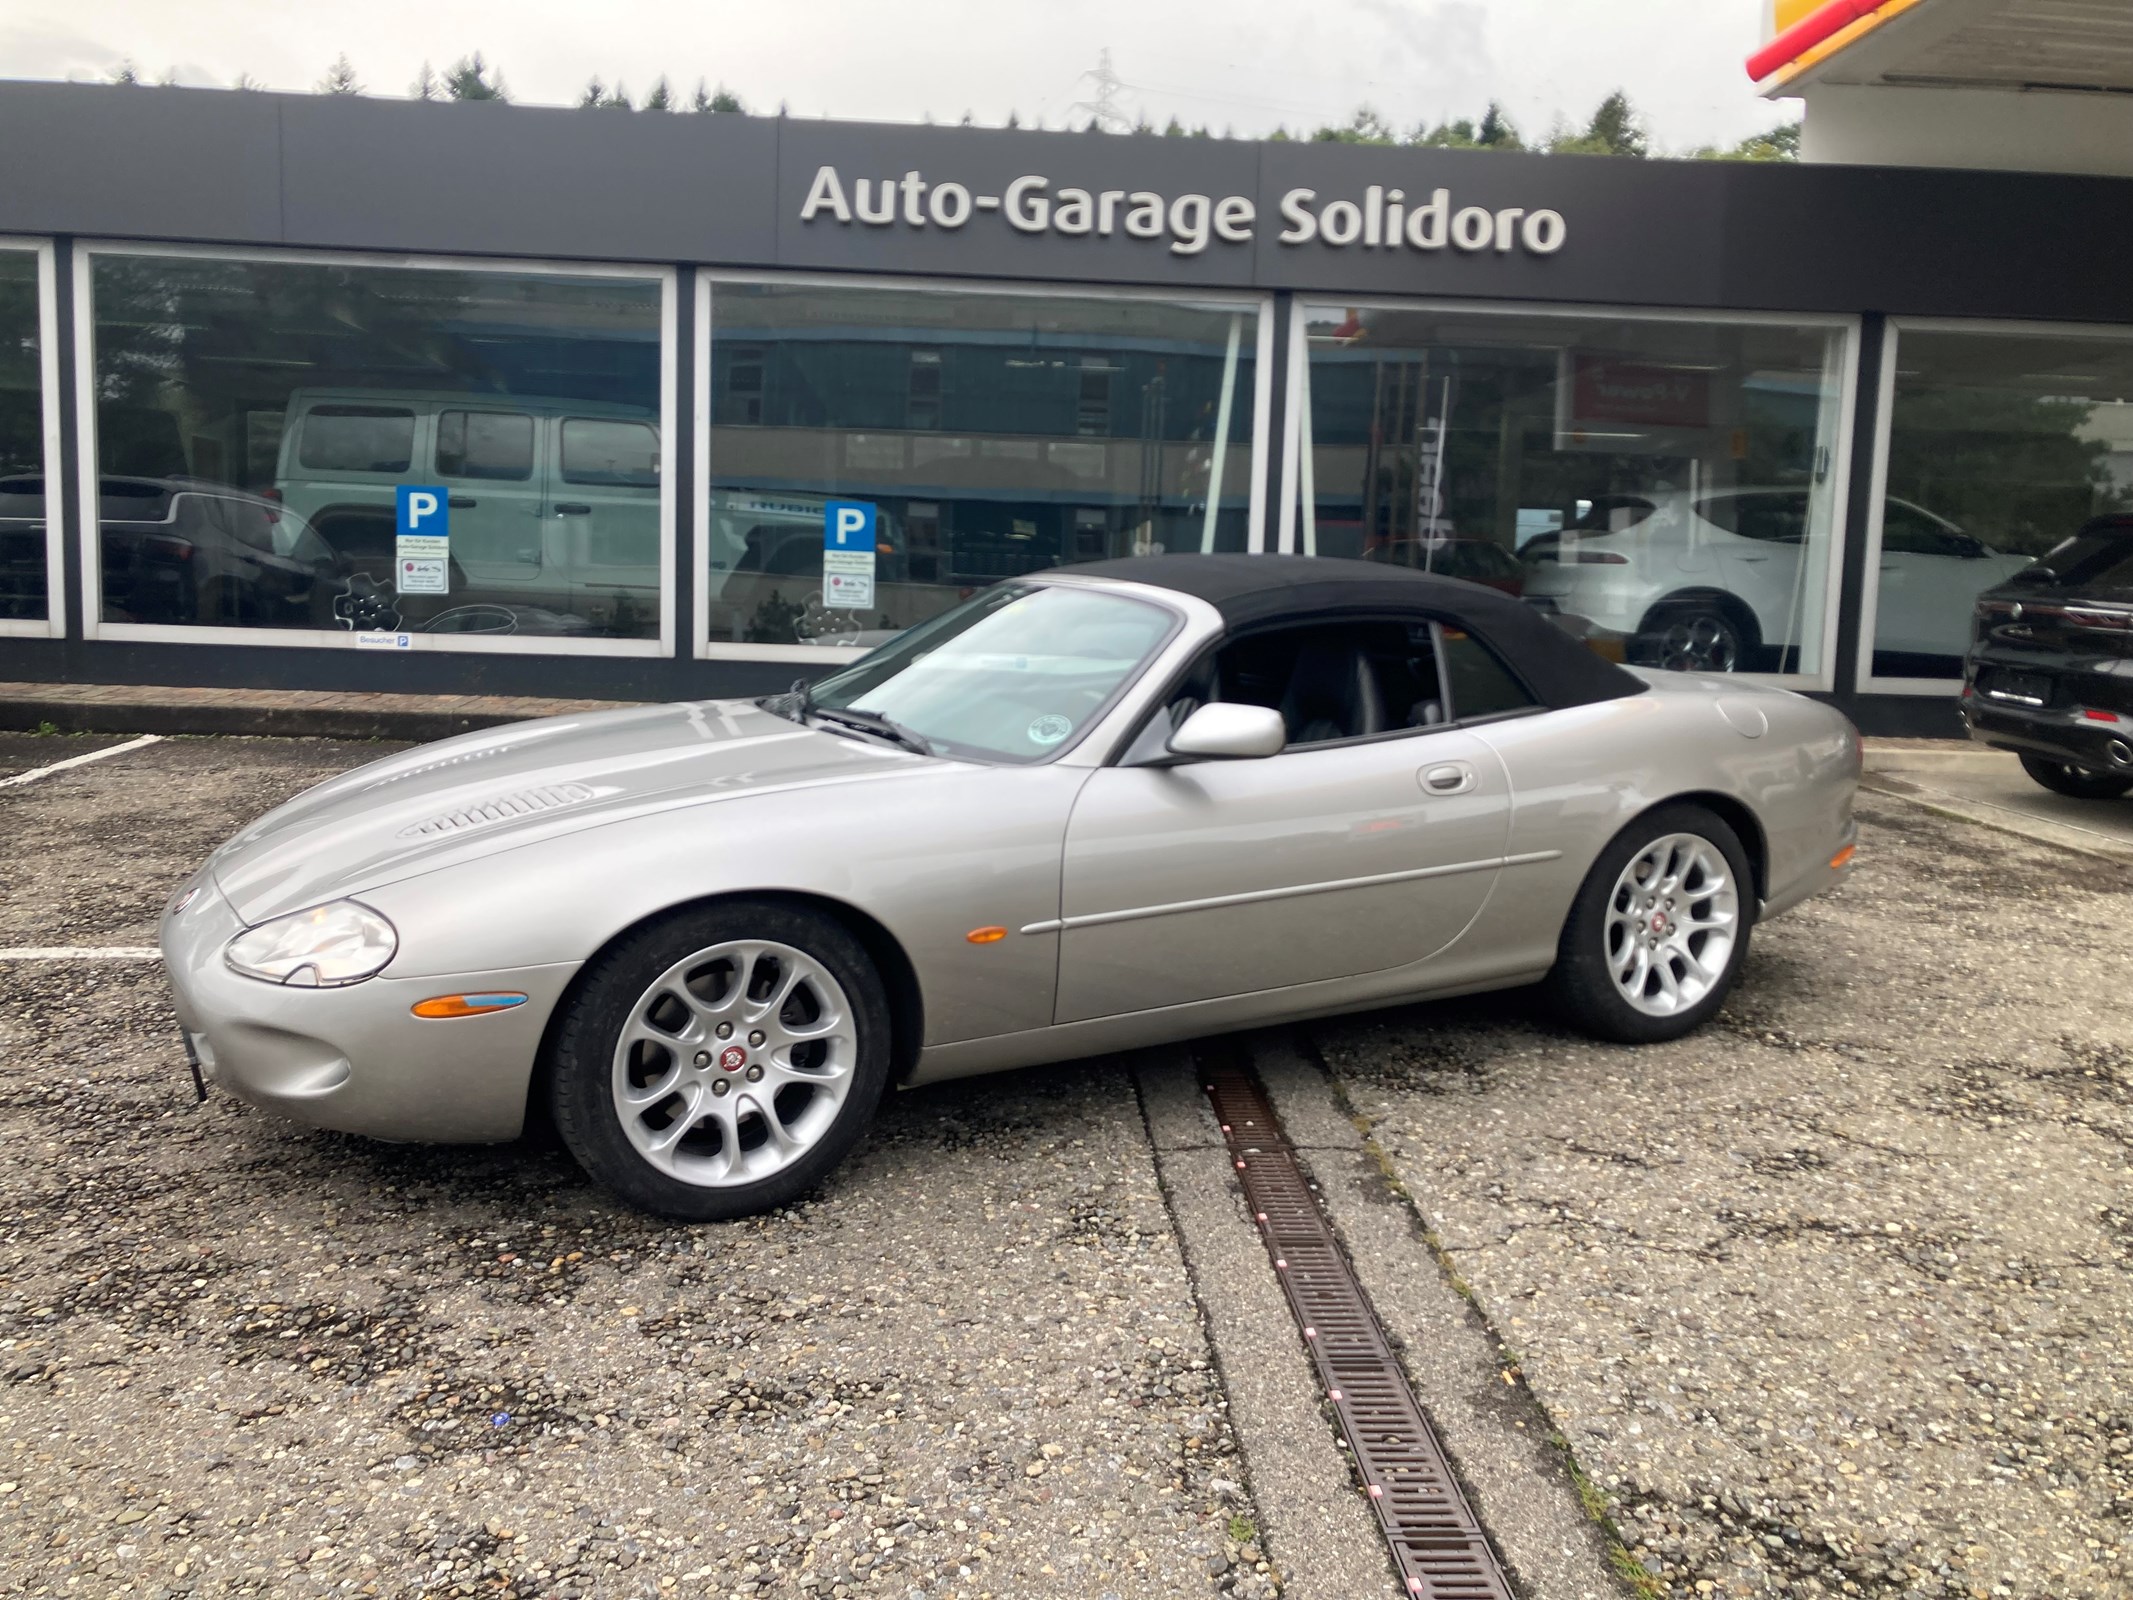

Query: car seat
[1278,642,1386,744]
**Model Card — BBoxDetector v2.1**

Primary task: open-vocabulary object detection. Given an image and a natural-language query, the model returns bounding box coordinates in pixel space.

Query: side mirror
[2009,565,2058,586]
[1167,702,1287,761]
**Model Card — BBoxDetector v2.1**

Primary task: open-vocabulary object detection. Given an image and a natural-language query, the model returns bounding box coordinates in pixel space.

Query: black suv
[1964,514,2133,799]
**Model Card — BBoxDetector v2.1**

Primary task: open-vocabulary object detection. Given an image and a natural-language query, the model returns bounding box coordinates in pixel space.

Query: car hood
[208,699,925,924]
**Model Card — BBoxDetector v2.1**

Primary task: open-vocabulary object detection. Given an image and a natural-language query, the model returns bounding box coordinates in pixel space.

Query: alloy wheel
[611,939,857,1188]
[1651,612,1743,673]
[1603,832,1741,1017]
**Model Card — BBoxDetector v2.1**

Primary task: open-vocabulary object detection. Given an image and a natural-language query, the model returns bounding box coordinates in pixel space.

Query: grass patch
[1226,1514,1257,1545]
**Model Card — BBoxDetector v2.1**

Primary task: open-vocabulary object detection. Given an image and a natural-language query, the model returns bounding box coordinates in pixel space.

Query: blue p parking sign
[394,485,450,596]
[823,500,878,610]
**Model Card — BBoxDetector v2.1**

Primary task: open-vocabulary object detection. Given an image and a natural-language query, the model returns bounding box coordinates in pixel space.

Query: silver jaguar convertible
[162,556,1860,1219]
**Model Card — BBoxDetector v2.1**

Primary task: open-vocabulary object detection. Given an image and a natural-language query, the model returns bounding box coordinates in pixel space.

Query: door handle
[448,495,477,509]
[1420,762,1474,795]
[555,503,593,517]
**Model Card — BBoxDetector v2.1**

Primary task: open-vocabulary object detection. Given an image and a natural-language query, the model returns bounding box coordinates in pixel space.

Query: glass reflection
[1297,305,1850,676]
[1874,326,2133,681]
[704,283,1259,649]
[88,255,664,639]
[0,250,46,622]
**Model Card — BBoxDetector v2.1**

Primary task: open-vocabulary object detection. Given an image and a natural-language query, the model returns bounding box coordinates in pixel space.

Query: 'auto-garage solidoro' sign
[798,166,1566,258]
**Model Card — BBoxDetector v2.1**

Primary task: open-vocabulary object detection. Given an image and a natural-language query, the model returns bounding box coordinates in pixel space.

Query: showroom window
[699,277,1266,656]
[0,242,56,633]
[1866,321,2133,689]
[80,248,670,651]
[1289,302,1856,683]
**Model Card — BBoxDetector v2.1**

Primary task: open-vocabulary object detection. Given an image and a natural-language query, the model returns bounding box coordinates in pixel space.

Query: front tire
[1545,805,1755,1044]
[549,901,891,1220]
[2018,753,2133,800]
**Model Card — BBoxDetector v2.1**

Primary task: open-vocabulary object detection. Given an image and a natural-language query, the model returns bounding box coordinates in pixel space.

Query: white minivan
[274,391,662,632]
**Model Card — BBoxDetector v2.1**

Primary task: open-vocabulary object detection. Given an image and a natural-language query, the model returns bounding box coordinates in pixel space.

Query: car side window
[297,406,414,474]
[1704,492,1809,544]
[1881,502,1968,558]
[1437,627,1537,720]
[437,411,534,481]
[561,420,659,487]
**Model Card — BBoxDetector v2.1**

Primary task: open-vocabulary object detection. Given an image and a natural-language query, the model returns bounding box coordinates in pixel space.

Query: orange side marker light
[412,993,529,1019]
[966,926,1008,945]
[1829,845,1857,870]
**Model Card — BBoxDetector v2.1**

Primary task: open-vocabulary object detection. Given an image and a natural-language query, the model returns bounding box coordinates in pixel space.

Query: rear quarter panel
[1464,683,1855,975]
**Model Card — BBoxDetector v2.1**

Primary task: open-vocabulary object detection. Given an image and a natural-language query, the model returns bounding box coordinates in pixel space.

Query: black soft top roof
[1058,554,1647,710]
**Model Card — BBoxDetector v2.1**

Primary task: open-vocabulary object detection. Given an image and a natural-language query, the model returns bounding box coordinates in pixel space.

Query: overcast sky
[0,0,1795,152]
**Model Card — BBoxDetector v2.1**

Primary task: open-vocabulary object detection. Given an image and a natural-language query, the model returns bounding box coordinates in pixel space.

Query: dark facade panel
[0,81,282,243]
[773,120,1264,289]
[280,95,780,264]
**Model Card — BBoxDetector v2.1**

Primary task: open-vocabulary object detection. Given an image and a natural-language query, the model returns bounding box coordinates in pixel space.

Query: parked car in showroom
[274,390,661,633]
[163,556,1859,1220]
[1964,513,2133,799]
[1520,488,2028,674]
[81,475,343,628]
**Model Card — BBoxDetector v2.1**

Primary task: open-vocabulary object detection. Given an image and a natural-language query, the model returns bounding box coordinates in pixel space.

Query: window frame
[1859,315,2133,696]
[435,408,537,484]
[73,240,677,658]
[0,237,63,639]
[1106,610,1546,766]
[1279,296,1862,694]
[695,269,1277,665]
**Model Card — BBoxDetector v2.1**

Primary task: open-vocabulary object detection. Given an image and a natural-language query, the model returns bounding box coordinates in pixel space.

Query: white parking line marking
[0,947,162,961]
[0,734,164,790]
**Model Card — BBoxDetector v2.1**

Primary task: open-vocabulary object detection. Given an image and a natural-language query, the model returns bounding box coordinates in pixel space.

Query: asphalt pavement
[1,730,2129,1600]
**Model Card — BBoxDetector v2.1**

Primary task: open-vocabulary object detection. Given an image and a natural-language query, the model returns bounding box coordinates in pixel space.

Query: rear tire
[1545,805,1755,1044]
[2018,753,2133,800]
[549,900,891,1221]
[1634,599,1756,675]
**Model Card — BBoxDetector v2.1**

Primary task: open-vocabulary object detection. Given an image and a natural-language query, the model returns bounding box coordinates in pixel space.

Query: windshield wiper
[810,704,933,756]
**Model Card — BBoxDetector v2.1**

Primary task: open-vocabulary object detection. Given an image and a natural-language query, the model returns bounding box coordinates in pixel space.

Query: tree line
[106,55,1799,161]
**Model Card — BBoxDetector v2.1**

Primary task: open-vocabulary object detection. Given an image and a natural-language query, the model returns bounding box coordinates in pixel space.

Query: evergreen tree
[604,82,634,110]
[109,61,141,86]
[1476,101,1522,149]
[1578,90,1645,157]
[643,77,673,112]
[443,53,506,102]
[1313,107,1396,145]
[708,86,743,113]
[1004,110,1020,129]
[318,54,361,95]
[580,77,606,109]
[691,80,712,113]
[1162,115,1186,137]
[411,62,437,101]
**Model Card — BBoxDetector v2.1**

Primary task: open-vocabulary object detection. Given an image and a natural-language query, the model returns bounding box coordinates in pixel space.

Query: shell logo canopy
[1747,0,1933,87]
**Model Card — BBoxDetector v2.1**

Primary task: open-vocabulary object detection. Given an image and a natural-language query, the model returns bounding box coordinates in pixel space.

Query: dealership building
[2,74,2132,731]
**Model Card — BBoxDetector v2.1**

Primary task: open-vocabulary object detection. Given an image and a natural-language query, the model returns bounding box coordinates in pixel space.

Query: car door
[1875,500,2022,658]
[556,416,661,632]
[1053,623,1513,1025]
[1706,491,1807,644]
[434,407,544,600]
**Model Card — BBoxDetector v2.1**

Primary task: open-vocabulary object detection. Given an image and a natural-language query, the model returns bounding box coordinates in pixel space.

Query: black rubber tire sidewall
[548,900,892,1221]
[2018,753,2133,800]
[1545,804,1756,1045]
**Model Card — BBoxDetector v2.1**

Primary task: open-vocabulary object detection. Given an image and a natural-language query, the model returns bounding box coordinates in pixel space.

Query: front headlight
[225,899,398,987]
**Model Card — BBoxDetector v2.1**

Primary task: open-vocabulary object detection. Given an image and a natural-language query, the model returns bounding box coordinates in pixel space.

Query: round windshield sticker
[1028,714,1073,747]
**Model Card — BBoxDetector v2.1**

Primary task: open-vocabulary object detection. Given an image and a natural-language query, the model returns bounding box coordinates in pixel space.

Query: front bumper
[1962,697,2133,774]
[160,878,579,1144]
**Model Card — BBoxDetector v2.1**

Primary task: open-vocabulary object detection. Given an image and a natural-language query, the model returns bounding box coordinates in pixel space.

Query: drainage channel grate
[1201,1049,1515,1600]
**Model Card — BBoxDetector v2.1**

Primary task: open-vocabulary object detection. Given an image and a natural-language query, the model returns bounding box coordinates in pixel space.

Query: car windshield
[803,583,1177,764]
